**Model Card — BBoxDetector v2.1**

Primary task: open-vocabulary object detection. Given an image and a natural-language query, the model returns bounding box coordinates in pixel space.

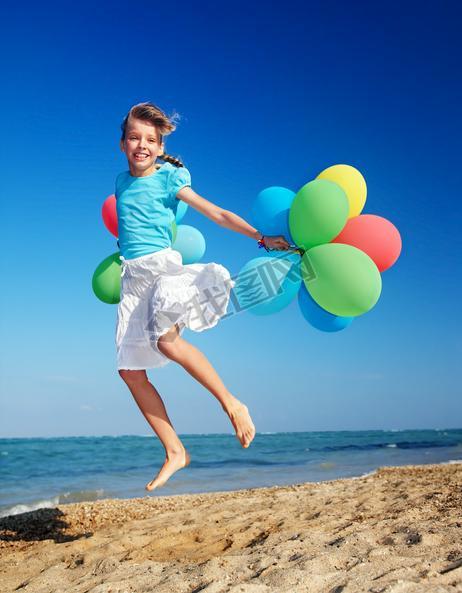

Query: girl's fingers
[268,236,290,250]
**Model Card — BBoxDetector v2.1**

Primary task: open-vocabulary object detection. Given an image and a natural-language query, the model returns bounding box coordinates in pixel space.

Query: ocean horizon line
[1,427,462,440]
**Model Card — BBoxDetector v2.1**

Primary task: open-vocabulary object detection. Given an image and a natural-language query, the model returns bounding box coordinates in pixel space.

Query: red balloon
[331,214,402,272]
[102,194,118,238]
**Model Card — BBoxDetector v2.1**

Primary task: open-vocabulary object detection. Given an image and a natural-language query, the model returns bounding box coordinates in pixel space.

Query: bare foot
[145,448,191,492]
[225,398,256,448]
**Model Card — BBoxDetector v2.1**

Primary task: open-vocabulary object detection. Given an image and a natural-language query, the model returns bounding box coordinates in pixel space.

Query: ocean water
[1,429,461,518]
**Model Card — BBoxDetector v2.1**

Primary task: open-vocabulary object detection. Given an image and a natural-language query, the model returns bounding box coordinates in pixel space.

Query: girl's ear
[120,139,125,153]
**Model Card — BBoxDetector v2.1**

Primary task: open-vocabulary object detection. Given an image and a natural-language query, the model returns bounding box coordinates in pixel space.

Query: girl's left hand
[262,235,291,250]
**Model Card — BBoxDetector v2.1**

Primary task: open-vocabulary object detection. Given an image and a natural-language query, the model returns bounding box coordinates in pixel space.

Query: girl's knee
[157,324,181,357]
[157,337,179,357]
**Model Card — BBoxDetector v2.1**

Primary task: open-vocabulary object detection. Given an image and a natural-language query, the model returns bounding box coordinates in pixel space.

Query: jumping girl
[115,102,291,492]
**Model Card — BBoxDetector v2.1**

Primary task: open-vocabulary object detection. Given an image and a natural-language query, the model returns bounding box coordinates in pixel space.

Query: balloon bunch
[92,194,208,304]
[234,164,402,332]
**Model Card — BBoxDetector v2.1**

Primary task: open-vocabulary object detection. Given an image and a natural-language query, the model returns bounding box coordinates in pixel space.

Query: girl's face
[120,117,165,177]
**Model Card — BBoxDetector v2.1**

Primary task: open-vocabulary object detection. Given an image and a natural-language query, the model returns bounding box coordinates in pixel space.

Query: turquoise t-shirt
[115,162,191,260]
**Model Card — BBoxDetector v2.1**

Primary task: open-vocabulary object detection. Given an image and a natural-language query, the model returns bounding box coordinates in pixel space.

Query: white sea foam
[0,489,105,518]
[0,495,62,518]
[350,468,379,479]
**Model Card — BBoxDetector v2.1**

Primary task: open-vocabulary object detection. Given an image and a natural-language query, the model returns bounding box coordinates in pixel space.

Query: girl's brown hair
[120,101,185,168]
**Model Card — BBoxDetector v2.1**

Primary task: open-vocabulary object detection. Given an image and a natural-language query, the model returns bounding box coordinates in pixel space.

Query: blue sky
[1,0,460,437]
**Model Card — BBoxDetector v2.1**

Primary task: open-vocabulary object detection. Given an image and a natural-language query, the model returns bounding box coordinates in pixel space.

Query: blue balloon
[234,251,301,316]
[250,186,296,242]
[175,199,188,224]
[298,283,353,332]
[172,224,206,264]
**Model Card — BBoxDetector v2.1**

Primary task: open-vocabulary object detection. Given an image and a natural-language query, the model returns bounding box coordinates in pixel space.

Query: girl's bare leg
[118,367,191,492]
[157,323,256,449]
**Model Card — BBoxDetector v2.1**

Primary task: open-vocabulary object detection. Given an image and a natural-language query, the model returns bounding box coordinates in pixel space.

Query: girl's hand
[262,234,291,251]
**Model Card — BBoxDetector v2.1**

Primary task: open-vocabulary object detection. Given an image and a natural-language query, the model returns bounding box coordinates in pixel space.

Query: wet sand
[1,462,461,593]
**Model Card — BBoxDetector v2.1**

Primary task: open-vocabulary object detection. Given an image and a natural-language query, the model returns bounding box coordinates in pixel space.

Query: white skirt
[115,247,236,370]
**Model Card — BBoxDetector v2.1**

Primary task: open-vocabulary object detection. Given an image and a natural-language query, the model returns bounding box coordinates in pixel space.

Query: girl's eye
[128,137,156,142]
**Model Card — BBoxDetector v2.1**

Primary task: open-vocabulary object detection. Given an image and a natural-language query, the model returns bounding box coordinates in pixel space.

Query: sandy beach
[1,462,461,593]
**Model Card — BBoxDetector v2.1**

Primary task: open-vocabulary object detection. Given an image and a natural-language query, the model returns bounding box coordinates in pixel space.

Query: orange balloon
[331,214,401,272]
[102,194,118,237]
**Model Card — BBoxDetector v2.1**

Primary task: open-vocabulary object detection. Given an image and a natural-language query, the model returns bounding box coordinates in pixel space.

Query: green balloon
[171,219,177,243]
[289,179,349,250]
[92,251,122,304]
[302,243,382,317]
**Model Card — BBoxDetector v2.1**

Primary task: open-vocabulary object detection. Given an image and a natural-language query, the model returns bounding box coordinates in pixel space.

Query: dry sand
[1,462,461,593]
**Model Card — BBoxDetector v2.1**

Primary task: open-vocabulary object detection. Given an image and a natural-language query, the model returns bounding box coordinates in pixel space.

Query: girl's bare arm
[176,186,291,250]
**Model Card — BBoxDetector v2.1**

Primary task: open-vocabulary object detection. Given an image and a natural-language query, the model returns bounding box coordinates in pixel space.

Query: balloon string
[289,245,306,256]
[260,244,305,256]
[257,239,304,256]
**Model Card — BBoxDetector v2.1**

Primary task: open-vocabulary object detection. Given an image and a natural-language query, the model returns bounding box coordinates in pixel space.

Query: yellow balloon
[317,164,367,219]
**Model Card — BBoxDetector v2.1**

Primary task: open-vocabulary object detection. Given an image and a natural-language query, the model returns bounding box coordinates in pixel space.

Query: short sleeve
[115,172,125,199]
[168,166,191,205]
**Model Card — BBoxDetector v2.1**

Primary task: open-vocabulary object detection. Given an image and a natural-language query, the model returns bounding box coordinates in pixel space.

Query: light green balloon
[289,179,349,250]
[302,243,382,317]
[92,252,121,304]
[171,219,177,243]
